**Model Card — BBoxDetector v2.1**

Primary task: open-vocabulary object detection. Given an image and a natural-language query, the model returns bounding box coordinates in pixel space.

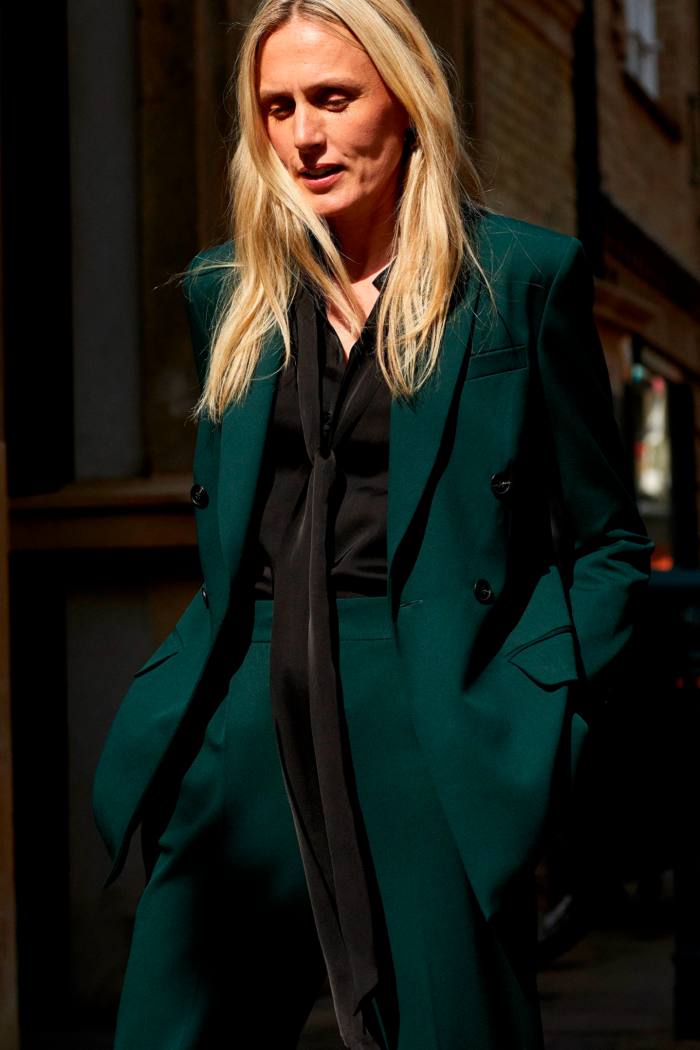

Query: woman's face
[257,16,410,231]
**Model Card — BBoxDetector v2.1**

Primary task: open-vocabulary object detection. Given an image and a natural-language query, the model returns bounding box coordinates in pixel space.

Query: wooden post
[0,12,19,1022]
[0,326,19,1050]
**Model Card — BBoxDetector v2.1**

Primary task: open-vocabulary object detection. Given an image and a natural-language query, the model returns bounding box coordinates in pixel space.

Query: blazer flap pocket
[506,626,579,689]
[172,587,212,649]
[466,344,528,381]
[133,630,182,678]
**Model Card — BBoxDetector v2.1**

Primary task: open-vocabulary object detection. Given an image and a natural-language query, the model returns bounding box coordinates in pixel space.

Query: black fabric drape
[267,279,388,1049]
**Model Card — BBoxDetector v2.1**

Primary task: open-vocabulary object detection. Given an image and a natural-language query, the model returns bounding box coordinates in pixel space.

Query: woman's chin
[306,195,350,218]
[308,198,371,230]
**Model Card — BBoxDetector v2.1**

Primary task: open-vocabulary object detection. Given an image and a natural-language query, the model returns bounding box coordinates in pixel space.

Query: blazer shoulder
[474,209,582,286]
[182,240,235,393]
[183,239,236,331]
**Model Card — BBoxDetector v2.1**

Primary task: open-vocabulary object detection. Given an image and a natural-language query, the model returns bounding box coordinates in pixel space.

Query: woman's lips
[299,165,344,190]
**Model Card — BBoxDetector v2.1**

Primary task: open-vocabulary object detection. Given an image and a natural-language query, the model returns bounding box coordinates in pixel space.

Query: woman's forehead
[257,16,369,83]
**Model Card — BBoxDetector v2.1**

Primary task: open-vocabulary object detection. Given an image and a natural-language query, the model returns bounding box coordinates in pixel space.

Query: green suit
[93,209,654,1047]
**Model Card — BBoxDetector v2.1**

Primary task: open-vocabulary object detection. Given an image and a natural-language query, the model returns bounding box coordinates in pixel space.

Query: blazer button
[473,578,494,603]
[190,483,209,509]
[201,584,209,608]
[490,471,512,498]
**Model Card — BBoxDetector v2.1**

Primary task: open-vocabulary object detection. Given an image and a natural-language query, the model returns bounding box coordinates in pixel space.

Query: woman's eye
[323,94,350,109]
[265,93,351,118]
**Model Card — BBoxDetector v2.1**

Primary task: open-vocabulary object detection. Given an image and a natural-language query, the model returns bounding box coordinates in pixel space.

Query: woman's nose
[293,104,325,150]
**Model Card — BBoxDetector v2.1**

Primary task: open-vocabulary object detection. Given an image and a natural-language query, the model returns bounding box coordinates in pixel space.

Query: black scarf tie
[268,286,385,1049]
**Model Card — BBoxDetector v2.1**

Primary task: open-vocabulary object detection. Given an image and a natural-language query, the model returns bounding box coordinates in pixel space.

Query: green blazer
[93,209,654,923]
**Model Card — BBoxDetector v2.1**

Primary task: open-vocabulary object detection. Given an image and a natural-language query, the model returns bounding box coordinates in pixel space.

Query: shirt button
[473,578,495,603]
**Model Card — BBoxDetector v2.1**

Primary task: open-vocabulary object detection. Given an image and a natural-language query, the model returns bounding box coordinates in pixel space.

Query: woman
[93,0,655,1047]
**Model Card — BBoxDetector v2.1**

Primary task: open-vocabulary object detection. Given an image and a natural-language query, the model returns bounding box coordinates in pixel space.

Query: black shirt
[251,267,391,599]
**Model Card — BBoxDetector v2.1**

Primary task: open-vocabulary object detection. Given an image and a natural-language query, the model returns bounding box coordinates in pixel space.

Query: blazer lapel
[217,328,284,582]
[387,272,482,582]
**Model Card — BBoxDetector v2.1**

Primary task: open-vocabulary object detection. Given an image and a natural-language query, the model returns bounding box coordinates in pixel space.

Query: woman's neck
[329,194,397,283]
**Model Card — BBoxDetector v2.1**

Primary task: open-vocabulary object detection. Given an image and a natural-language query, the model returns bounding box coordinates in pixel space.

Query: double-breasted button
[473,578,494,603]
[190,483,209,508]
[490,471,512,498]
[201,584,209,608]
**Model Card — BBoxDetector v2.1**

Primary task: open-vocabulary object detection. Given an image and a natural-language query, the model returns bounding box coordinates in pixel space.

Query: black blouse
[250,266,391,599]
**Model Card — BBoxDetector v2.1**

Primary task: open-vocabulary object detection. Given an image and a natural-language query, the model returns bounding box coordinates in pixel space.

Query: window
[623,0,663,99]
[628,344,697,571]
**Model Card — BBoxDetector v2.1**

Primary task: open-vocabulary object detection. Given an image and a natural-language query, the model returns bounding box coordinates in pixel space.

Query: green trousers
[114,596,544,1049]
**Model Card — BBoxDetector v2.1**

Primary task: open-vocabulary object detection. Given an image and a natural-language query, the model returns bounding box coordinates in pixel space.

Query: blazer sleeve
[535,236,655,690]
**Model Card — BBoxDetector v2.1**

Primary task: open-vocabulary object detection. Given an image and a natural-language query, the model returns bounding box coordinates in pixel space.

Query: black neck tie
[268,287,385,1049]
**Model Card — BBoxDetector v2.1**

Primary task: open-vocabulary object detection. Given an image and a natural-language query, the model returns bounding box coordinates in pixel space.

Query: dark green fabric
[114,597,543,1050]
[93,207,654,958]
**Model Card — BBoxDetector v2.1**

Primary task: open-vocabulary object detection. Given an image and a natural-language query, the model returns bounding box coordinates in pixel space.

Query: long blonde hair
[190,0,496,424]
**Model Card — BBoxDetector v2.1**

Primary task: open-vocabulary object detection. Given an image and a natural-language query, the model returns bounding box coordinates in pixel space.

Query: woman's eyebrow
[258,78,362,102]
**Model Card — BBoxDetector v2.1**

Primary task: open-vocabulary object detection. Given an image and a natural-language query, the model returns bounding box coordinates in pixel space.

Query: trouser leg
[114,639,327,1050]
[332,608,544,1050]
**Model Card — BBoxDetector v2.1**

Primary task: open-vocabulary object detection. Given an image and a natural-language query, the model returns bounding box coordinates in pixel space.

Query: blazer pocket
[466,344,528,381]
[130,587,211,680]
[505,625,580,689]
[132,630,183,678]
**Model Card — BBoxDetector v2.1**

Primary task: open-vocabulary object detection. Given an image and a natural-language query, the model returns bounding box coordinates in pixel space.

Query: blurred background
[1,1,699,1047]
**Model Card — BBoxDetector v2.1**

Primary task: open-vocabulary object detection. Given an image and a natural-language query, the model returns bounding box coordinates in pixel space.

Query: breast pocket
[466,344,528,381]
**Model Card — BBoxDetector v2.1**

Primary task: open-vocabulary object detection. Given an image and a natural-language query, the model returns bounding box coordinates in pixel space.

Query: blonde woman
[93,0,654,1047]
